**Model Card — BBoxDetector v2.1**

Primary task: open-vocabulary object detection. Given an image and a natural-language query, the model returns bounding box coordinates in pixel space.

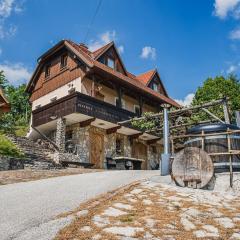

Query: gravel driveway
[0,170,157,240]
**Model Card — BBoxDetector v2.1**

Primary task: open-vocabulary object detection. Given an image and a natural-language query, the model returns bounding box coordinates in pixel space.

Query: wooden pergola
[119,98,239,188]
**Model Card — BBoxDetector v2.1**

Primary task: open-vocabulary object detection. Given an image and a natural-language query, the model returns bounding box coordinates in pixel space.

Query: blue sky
[0,0,240,105]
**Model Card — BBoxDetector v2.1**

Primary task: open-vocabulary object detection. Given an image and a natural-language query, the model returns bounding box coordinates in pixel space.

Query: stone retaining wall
[0,156,24,171]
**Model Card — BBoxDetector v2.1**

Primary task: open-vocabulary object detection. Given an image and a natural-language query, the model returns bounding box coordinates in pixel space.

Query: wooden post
[139,96,143,116]
[117,87,123,108]
[235,111,240,127]
[201,130,205,151]
[91,76,95,97]
[171,138,175,155]
[223,98,230,124]
[227,128,233,188]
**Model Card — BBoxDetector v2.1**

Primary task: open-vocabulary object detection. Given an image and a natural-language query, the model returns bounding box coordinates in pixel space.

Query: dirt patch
[0,168,103,185]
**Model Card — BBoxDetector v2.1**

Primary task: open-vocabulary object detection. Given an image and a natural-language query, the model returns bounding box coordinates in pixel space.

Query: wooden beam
[202,108,224,123]
[31,125,59,151]
[223,98,230,124]
[118,98,226,125]
[146,138,161,145]
[106,125,121,135]
[146,119,219,134]
[128,132,143,140]
[80,118,95,127]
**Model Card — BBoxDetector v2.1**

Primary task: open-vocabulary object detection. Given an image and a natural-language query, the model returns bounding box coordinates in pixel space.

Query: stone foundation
[52,120,162,169]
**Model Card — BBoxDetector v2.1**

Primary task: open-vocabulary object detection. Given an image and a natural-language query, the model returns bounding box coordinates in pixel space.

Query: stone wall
[72,125,90,163]
[123,136,131,158]
[147,144,161,170]
[56,117,66,152]
[0,156,24,171]
[104,133,116,158]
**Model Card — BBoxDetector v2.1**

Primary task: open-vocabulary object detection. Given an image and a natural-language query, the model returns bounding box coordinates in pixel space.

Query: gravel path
[0,170,157,240]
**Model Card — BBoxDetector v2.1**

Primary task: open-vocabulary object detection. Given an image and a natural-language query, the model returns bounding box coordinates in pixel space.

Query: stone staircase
[7,135,61,170]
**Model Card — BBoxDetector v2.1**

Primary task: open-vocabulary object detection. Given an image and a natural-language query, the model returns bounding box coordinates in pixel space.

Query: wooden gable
[147,71,168,97]
[96,44,127,76]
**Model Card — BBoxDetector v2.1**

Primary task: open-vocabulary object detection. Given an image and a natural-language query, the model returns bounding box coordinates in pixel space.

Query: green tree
[6,84,30,124]
[0,70,30,134]
[192,75,240,122]
[0,70,8,89]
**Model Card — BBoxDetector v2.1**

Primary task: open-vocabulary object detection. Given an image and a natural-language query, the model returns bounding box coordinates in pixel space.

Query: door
[90,131,104,168]
[132,142,148,169]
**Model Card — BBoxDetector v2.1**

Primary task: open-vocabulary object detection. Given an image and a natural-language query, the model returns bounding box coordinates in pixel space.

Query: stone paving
[56,178,240,240]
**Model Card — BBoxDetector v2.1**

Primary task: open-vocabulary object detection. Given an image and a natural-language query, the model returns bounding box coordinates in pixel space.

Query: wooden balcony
[32,92,136,127]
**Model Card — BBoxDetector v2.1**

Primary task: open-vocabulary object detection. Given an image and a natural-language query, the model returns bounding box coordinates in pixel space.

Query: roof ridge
[92,41,114,59]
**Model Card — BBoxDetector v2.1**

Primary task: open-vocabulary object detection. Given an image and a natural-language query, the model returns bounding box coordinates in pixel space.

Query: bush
[0,134,24,158]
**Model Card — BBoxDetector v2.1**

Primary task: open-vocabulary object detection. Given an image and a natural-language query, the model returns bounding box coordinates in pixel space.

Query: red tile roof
[67,40,180,108]
[136,69,156,85]
[27,39,180,108]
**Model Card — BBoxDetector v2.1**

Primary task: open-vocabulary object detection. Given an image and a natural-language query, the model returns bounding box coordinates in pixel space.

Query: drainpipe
[161,104,171,175]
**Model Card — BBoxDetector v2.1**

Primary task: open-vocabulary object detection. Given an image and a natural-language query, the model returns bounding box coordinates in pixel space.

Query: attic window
[45,64,50,78]
[107,57,114,69]
[60,54,67,68]
[152,83,158,92]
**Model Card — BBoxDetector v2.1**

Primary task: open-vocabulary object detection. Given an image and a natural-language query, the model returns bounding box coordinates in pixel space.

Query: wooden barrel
[172,147,214,189]
[185,123,240,172]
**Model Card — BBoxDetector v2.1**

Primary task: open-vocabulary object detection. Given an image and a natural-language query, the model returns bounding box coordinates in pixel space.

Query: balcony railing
[32,92,136,127]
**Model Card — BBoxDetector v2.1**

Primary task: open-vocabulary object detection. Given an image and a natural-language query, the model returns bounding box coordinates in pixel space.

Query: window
[50,96,57,102]
[134,105,141,116]
[152,83,158,92]
[60,54,67,68]
[45,64,51,78]
[107,57,114,69]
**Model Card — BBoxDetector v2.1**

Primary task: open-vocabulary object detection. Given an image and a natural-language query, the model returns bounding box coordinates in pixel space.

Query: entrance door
[132,142,148,169]
[90,132,104,168]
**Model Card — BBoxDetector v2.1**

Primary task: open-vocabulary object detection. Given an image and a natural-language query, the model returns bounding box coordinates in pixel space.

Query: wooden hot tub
[185,123,240,172]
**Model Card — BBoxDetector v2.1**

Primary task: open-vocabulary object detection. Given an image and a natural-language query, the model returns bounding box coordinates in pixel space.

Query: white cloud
[229,27,240,39]
[118,45,124,54]
[174,93,195,107]
[88,30,117,51]
[226,62,240,73]
[0,0,23,39]
[140,46,156,60]
[0,0,15,18]
[214,0,240,19]
[227,64,237,73]
[0,24,16,39]
[0,62,31,85]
